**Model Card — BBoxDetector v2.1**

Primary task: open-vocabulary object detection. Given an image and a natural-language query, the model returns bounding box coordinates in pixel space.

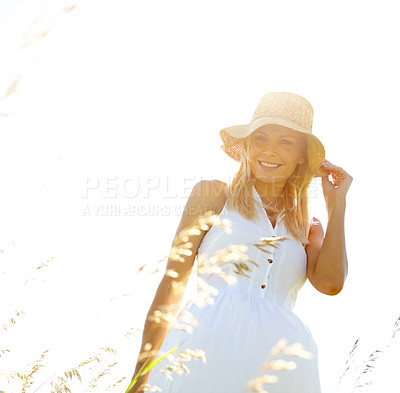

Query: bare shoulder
[175,180,228,241]
[188,179,228,216]
[172,179,228,249]
[166,180,229,283]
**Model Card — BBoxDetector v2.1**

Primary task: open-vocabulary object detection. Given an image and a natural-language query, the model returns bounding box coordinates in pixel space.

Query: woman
[128,92,352,393]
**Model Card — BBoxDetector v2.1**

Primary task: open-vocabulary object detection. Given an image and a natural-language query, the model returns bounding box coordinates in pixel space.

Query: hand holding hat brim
[314,166,330,178]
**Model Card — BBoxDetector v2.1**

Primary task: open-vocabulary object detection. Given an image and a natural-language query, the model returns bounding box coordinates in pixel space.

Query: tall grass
[337,315,400,392]
[1,211,398,392]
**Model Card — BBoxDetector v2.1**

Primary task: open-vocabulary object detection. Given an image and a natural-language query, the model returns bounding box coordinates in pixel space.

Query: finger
[322,160,346,173]
[311,217,321,225]
[331,171,343,181]
[322,161,349,178]
[321,176,334,190]
[322,160,341,170]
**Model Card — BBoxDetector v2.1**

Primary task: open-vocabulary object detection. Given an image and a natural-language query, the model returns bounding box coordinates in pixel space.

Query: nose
[256,139,278,156]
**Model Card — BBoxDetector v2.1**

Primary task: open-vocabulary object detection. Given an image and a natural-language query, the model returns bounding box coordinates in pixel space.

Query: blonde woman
[129,92,352,393]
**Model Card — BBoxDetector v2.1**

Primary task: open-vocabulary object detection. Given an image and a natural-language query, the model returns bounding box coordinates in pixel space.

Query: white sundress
[146,184,321,393]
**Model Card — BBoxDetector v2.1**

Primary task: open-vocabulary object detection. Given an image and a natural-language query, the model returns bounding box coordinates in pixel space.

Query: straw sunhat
[220,92,328,177]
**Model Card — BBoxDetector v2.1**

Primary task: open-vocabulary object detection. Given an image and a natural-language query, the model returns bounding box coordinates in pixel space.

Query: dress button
[268,258,273,264]
[261,284,266,289]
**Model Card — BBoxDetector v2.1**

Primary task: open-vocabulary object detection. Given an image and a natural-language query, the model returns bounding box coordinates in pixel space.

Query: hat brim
[220,117,326,177]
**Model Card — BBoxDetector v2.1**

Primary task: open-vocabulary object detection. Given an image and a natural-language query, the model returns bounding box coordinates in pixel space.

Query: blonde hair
[224,135,313,245]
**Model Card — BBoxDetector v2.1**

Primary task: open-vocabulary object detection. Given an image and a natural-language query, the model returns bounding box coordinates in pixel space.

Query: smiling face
[245,124,308,191]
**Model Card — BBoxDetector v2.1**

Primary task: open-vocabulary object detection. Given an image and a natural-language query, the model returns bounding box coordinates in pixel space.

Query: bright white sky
[0,0,399,392]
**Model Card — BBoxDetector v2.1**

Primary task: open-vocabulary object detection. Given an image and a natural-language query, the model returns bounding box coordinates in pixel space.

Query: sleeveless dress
[146,184,321,393]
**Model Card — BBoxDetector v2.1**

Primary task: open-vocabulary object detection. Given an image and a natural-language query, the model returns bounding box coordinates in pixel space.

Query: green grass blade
[125,346,178,393]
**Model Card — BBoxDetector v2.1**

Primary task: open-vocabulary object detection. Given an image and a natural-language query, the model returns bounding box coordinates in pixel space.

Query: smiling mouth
[259,161,282,168]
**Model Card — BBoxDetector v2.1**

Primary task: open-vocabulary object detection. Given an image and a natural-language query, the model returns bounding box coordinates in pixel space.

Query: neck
[254,181,285,205]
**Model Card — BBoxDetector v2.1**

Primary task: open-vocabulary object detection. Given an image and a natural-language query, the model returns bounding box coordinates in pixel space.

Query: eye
[281,139,293,145]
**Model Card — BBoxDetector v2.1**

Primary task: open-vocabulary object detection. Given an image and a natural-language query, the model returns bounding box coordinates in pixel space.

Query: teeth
[260,161,281,168]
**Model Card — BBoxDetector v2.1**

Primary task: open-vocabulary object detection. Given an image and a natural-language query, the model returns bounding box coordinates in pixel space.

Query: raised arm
[128,180,227,393]
[306,160,353,296]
